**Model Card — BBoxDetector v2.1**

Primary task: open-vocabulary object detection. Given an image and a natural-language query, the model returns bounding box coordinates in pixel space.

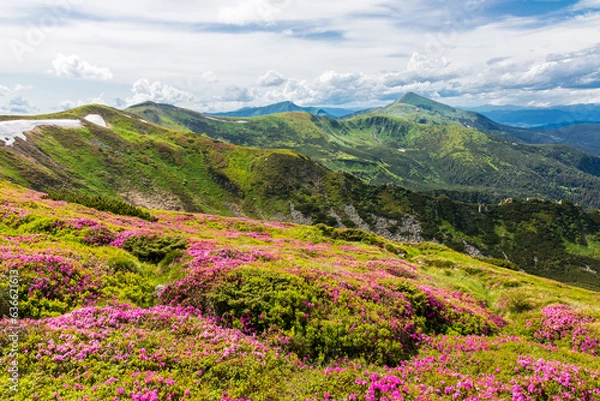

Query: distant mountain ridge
[212,101,357,118]
[467,104,600,128]
[126,95,600,210]
[357,93,600,157]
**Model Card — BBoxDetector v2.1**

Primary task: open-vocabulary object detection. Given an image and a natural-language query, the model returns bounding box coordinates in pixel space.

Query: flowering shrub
[1,305,294,400]
[0,248,104,318]
[532,304,600,355]
[161,253,505,365]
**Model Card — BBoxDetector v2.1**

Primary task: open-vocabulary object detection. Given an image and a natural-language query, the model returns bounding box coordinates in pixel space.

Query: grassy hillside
[127,101,600,209]
[2,105,600,290]
[531,124,600,156]
[1,179,600,400]
[379,94,600,157]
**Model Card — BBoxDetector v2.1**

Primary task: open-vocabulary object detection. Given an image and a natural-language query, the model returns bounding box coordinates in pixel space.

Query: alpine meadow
[1,1,600,401]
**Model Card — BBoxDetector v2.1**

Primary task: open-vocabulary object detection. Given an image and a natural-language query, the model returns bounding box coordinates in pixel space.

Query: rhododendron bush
[1,181,600,400]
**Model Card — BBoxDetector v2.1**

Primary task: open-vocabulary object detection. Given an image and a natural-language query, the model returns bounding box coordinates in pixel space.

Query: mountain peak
[274,101,297,107]
[391,93,468,118]
[397,92,426,103]
[396,93,451,109]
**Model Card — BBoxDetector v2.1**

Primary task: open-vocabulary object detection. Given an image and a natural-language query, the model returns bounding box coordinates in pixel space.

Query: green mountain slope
[2,104,600,290]
[127,100,600,209]
[517,124,600,156]
[369,92,501,132]
[381,94,600,157]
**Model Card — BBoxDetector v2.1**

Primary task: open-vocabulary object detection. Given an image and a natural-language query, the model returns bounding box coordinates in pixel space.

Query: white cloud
[0,84,30,98]
[0,85,11,97]
[222,86,257,102]
[258,70,286,87]
[59,93,108,110]
[572,0,600,10]
[218,0,291,25]
[407,53,452,73]
[49,54,113,81]
[258,44,600,107]
[0,96,37,115]
[126,79,195,106]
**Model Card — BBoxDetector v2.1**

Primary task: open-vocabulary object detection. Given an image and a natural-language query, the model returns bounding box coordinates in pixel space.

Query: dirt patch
[121,189,184,211]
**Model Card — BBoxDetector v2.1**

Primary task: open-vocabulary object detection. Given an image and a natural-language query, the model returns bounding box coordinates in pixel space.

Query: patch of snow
[0,119,81,146]
[203,115,248,124]
[84,114,107,128]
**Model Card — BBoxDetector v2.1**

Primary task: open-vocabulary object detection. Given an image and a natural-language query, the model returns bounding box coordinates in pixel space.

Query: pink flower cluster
[0,247,103,313]
[534,304,599,355]
[185,241,277,269]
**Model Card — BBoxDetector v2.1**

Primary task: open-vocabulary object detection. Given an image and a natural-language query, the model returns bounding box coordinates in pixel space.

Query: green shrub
[316,224,385,247]
[123,235,188,264]
[158,249,185,271]
[44,190,158,222]
[108,257,140,274]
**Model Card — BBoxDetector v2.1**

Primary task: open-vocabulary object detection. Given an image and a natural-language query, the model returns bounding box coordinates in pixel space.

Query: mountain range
[126,93,600,209]
[210,94,600,158]
[212,101,357,118]
[467,103,600,129]
[1,98,600,290]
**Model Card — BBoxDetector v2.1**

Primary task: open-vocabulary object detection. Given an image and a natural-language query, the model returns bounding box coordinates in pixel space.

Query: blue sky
[0,0,599,114]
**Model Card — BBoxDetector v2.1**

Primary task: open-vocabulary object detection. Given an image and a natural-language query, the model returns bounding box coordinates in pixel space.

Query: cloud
[0,84,30,98]
[258,70,286,87]
[0,85,11,97]
[126,79,195,105]
[59,93,108,110]
[256,44,600,107]
[484,44,600,91]
[406,53,452,73]
[1,96,37,114]
[222,86,257,102]
[218,0,291,25]
[50,54,114,81]
[572,0,600,10]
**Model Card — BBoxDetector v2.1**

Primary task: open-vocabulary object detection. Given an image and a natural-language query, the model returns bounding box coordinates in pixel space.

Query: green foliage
[45,189,157,222]
[108,256,140,274]
[316,224,385,247]
[123,235,188,264]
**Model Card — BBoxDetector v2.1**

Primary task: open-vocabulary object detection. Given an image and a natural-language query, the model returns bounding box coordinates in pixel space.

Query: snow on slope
[0,119,81,146]
[84,114,108,128]
[203,115,248,124]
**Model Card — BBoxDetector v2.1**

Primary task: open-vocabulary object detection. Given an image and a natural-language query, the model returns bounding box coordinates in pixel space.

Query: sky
[0,0,599,114]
